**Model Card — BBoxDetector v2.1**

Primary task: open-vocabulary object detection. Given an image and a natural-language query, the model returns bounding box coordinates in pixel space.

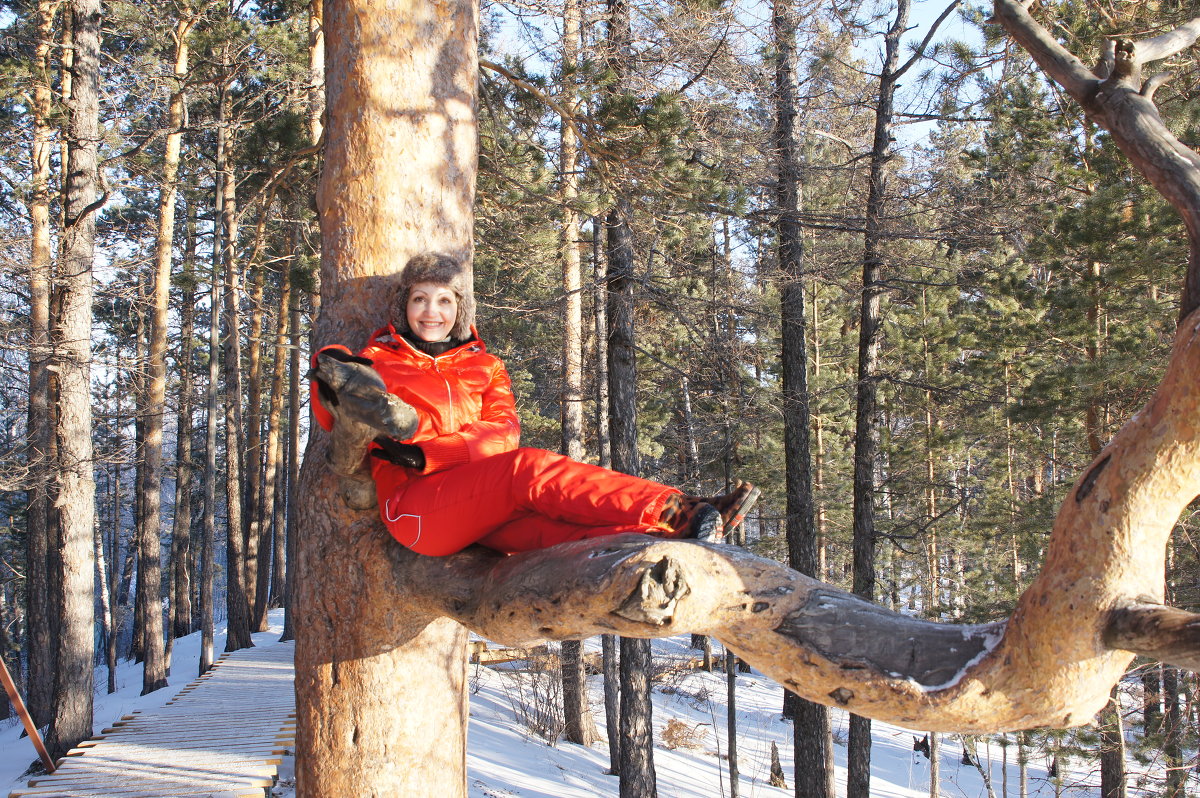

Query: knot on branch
[614,556,690,626]
[1113,39,1137,79]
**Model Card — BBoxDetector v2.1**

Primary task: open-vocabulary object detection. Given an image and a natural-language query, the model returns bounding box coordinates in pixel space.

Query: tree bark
[1098,686,1125,798]
[198,191,222,675]
[246,263,268,632]
[280,258,302,642]
[556,0,599,748]
[45,0,99,759]
[137,12,194,696]
[24,0,58,732]
[294,0,479,790]
[263,257,292,611]
[772,0,831,793]
[726,648,739,798]
[848,3,911,793]
[171,203,199,641]
[217,74,253,653]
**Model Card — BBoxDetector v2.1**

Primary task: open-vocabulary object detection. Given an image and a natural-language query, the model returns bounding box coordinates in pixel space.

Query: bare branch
[1136,17,1200,64]
[992,0,1097,100]
[1142,71,1172,101]
[1105,604,1200,671]
[894,0,962,82]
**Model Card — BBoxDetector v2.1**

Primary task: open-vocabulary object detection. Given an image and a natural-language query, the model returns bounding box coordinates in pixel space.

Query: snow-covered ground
[0,612,1137,796]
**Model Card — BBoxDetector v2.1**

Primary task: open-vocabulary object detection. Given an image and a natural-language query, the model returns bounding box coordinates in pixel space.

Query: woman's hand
[371,436,426,470]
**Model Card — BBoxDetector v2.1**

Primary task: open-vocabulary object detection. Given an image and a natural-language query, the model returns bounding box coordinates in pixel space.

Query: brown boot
[702,481,761,536]
[658,493,723,542]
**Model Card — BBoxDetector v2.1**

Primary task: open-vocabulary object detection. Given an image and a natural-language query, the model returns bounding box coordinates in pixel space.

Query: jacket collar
[370,323,486,358]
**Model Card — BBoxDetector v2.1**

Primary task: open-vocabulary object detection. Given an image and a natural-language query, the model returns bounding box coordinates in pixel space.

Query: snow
[0,612,1127,796]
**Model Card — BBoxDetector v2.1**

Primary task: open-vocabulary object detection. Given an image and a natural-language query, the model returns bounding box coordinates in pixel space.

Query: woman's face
[406,282,459,342]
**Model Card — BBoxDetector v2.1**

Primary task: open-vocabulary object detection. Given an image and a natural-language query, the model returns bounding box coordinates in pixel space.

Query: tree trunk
[556,0,598,748]
[280,258,302,642]
[45,0,99,759]
[773,0,830,792]
[263,258,292,612]
[171,204,199,641]
[100,433,118,694]
[602,634,621,773]
[1098,686,1125,798]
[293,0,479,790]
[849,5,909,795]
[308,0,324,145]
[24,0,57,732]
[218,75,253,653]
[137,13,193,696]
[929,732,940,798]
[1164,666,1184,797]
[246,263,268,632]
[607,187,656,797]
[198,196,222,675]
[726,648,739,798]
[592,218,610,470]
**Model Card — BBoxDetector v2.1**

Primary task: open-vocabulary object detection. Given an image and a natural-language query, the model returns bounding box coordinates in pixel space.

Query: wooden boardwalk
[9,642,296,798]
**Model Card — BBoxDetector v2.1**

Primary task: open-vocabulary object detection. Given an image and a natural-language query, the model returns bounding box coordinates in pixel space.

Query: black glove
[306,349,374,407]
[371,436,426,470]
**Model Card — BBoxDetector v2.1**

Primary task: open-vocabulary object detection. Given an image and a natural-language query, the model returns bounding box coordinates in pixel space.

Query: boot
[659,493,723,542]
[701,481,761,537]
[308,350,419,509]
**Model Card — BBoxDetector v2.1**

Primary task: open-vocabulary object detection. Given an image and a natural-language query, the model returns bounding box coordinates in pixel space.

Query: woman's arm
[417,358,520,473]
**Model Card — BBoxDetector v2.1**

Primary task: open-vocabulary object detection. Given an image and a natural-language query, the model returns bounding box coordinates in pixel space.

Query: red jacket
[313,325,521,490]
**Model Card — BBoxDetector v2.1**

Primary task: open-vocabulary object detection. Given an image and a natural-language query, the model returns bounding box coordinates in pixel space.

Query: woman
[310,253,758,556]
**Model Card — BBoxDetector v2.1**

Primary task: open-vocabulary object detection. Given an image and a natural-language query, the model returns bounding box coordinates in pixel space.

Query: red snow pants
[375,447,678,556]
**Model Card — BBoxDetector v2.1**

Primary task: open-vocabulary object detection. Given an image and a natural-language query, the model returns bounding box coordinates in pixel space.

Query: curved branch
[1136,16,1200,64]
[995,0,1200,318]
[403,309,1200,733]
[1142,72,1172,101]
[992,0,1097,99]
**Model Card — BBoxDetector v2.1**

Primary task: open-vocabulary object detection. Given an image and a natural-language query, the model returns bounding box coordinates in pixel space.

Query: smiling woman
[306,251,759,558]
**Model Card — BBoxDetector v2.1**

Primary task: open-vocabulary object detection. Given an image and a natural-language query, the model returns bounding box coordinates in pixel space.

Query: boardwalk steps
[9,642,296,798]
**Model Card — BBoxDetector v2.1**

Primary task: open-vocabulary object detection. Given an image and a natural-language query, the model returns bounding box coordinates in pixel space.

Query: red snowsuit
[313,325,678,555]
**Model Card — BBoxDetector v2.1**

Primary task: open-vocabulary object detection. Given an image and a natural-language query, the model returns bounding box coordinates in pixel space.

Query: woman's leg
[378,447,677,556]
[477,516,654,554]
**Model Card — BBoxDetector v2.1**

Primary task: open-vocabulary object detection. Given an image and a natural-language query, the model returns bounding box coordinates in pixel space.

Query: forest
[0,0,1196,795]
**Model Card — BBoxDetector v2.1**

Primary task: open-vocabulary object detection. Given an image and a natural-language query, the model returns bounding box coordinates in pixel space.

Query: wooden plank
[7,642,297,798]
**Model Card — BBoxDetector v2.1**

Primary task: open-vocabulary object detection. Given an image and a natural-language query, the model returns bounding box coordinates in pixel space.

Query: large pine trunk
[556,0,598,748]
[293,0,479,791]
[772,0,831,793]
[136,13,193,696]
[198,207,222,674]
[24,0,57,732]
[171,206,199,641]
[45,0,99,760]
[217,77,253,653]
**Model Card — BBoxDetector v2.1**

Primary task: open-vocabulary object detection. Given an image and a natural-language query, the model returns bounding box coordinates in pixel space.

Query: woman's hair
[392,253,476,340]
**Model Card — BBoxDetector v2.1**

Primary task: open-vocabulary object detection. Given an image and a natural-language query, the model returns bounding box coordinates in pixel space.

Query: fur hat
[391,253,476,341]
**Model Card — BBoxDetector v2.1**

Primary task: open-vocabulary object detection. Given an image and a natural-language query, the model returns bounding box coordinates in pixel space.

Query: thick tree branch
[1105,604,1200,671]
[994,0,1200,318]
[991,0,1097,98]
[1135,17,1200,64]
[395,308,1200,733]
